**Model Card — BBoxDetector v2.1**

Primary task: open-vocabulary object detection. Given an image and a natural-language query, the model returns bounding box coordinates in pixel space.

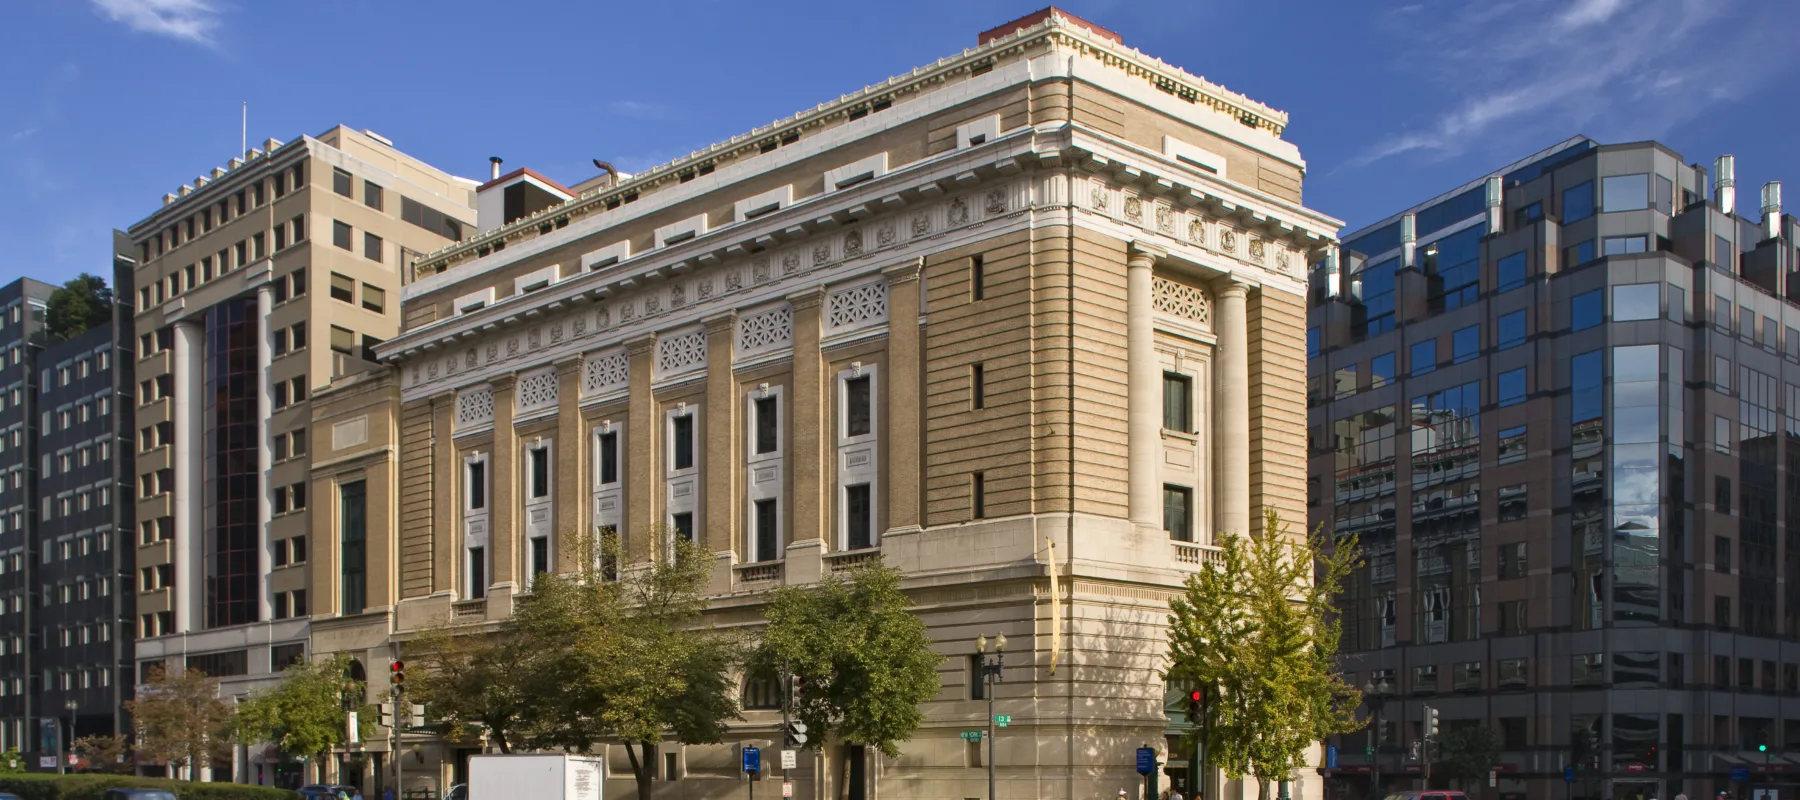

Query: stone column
[430,394,456,595]
[881,261,923,535]
[1126,243,1164,531]
[489,375,518,591]
[787,288,827,545]
[703,313,738,555]
[554,357,583,573]
[171,319,205,633]
[255,284,274,621]
[625,335,657,562]
[1214,282,1252,536]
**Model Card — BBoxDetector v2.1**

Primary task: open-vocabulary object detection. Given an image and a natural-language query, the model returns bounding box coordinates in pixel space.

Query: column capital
[881,258,923,286]
[490,373,518,392]
[787,286,828,311]
[430,391,457,409]
[625,334,657,358]
[1127,240,1167,266]
[553,355,583,376]
[702,311,738,337]
[1215,280,1250,300]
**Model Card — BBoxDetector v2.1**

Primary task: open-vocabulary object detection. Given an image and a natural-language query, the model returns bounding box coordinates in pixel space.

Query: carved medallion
[696,278,713,300]
[1221,229,1238,252]
[528,329,541,350]
[507,338,519,356]
[1156,205,1174,234]
[812,243,831,265]
[670,284,686,309]
[1188,217,1206,244]
[782,252,800,274]
[645,295,661,314]
[985,190,1006,215]
[466,349,477,369]
[876,223,895,247]
[1249,238,1266,259]
[949,197,969,225]
[1124,195,1142,224]
[1090,184,1107,211]
[754,259,771,284]
[726,270,743,291]
[550,324,563,343]
[486,344,498,363]
[912,214,931,237]
[844,230,864,257]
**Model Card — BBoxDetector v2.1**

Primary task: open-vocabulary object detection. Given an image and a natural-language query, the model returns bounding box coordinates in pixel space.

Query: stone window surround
[745,384,786,563]
[835,362,880,552]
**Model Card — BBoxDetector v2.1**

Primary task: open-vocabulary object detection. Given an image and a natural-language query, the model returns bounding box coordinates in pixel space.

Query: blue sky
[3,0,1798,287]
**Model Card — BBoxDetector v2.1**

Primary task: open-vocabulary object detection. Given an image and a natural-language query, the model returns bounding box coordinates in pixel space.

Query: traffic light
[391,660,405,694]
[1423,706,1439,740]
[783,720,808,749]
[1187,688,1204,724]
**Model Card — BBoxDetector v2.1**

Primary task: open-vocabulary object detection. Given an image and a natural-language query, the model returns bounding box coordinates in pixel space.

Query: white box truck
[468,753,604,800]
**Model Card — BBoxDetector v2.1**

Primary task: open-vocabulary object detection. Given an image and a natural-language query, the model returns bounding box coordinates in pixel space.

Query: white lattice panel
[825,280,888,333]
[582,349,628,397]
[1153,277,1210,328]
[737,306,793,356]
[515,368,559,414]
[657,330,707,377]
[455,387,494,430]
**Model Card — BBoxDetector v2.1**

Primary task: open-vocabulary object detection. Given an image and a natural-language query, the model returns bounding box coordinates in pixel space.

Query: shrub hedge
[0,773,299,800]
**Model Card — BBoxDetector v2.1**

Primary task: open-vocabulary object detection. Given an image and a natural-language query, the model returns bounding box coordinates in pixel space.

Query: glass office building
[1311,137,1800,800]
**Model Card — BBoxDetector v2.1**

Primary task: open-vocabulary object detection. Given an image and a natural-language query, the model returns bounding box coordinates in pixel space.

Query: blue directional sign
[743,747,761,774]
[1136,747,1157,775]
[1732,766,1751,783]
[1327,745,1339,769]
[1563,765,1575,784]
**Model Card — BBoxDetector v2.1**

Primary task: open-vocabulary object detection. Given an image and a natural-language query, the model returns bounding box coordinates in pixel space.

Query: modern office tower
[306,9,1338,800]
[0,235,138,769]
[123,126,474,781]
[1311,136,1800,800]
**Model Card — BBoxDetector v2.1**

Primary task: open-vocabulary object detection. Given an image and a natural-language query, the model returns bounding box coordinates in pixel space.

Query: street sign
[1734,766,1753,783]
[37,757,53,769]
[782,783,794,798]
[1488,770,1497,788]
[1327,745,1338,769]
[995,715,1011,728]
[1137,747,1157,775]
[743,747,761,774]
[1625,763,1646,774]
[1563,765,1575,784]
[961,731,985,742]
[781,749,797,770]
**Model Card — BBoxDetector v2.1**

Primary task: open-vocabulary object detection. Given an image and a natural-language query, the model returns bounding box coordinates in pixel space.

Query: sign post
[744,747,760,800]
[1327,745,1339,770]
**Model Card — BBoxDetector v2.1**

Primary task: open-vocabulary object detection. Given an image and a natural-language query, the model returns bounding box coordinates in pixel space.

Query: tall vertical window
[1563,181,1594,223]
[672,512,695,543]
[340,481,367,616]
[972,473,986,520]
[1163,373,1192,432]
[333,168,353,197]
[755,397,779,454]
[844,376,871,437]
[364,232,384,263]
[1163,485,1192,542]
[333,221,353,251]
[970,364,985,409]
[364,181,384,211]
[845,485,872,550]
[754,499,779,562]
[467,547,486,599]
[970,254,986,301]
[529,446,550,499]
[598,433,618,484]
[1571,289,1603,330]
[466,460,486,510]
[531,536,549,579]
[672,415,694,470]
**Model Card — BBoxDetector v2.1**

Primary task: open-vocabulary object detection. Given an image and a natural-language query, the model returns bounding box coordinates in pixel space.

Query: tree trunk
[626,741,654,800]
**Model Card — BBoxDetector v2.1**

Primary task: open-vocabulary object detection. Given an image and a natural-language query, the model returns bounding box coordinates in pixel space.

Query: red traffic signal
[1188,689,1204,703]
[390,660,405,690]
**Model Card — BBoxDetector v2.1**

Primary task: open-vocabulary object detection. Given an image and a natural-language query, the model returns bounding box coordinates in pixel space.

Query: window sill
[1160,428,1198,442]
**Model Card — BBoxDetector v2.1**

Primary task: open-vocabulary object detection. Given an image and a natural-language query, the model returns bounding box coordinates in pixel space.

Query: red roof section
[977,7,1122,46]
[478,167,577,198]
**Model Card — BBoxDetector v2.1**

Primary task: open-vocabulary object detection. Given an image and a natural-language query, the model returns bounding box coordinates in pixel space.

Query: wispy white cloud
[608,101,668,121]
[7,128,40,144]
[1347,0,1795,170]
[90,0,222,46]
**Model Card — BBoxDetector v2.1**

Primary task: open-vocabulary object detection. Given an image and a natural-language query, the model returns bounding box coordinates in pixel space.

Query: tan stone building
[309,10,1339,800]
[124,126,474,782]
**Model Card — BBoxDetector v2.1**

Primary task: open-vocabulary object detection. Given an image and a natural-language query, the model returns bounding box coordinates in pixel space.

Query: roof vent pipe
[1400,214,1418,270]
[1715,155,1736,215]
[490,157,503,181]
[1485,175,1505,234]
[1763,181,1782,241]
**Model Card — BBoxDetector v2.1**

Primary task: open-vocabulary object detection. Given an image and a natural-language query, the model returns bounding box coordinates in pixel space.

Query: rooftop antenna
[241,102,247,156]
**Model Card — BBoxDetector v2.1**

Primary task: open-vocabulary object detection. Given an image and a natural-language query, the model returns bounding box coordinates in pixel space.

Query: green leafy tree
[0,749,23,773]
[72,734,132,773]
[124,665,234,780]
[1166,509,1364,797]
[752,560,943,794]
[231,654,378,765]
[1433,725,1501,790]
[515,531,742,800]
[408,623,540,754]
[45,273,112,342]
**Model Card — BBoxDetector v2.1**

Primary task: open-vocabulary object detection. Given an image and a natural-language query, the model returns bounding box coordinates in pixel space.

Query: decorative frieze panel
[825,280,888,333]
[582,348,629,398]
[657,329,708,378]
[516,368,559,414]
[455,387,494,430]
[737,305,794,357]
[1153,277,1210,328]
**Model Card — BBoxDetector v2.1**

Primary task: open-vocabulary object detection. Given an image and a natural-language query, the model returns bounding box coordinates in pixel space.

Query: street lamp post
[1363,680,1392,800]
[61,699,77,775]
[976,634,1006,800]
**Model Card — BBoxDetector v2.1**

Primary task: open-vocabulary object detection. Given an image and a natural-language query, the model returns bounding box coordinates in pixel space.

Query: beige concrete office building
[312,10,1340,800]
[124,126,474,782]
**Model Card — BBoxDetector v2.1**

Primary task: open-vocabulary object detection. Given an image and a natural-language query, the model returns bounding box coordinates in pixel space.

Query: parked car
[1385,792,1469,800]
[442,786,467,800]
[298,785,361,800]
[101,790,179,800]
